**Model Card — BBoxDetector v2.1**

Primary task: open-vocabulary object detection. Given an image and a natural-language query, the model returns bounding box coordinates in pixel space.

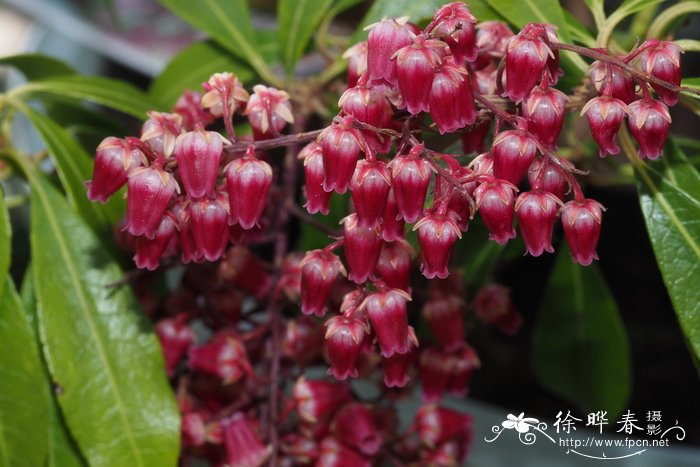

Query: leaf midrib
[32,177,144,467]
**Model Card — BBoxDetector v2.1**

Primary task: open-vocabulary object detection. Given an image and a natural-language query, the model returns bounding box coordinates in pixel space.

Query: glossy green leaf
[10,101,123,234]
[0,187,10,298]
[20,270,86,467]
[29,173,180,467]
[532,247,631,418]
[634,139,700,362]
[648,2,700,39]
[597,0,665,46]
[158,0,278,85]
[0,54,76,81]
[0,277,51,467]
[564,11,595,47]
[14,76,154,119]
[279,0,333,75]
[149,40,255,109]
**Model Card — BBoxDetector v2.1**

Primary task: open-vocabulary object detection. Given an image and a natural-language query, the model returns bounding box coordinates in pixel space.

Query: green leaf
[597,0,665,46]
[150,40,255,109]
[10,101,123,234]
[0,54,76,81]
[532,246,631,418]
[564,11,595,47]
[29,171,180,467]
[675,39,700,52]
[158,0,279,86]
[633,139,700,362]
[0,277,51,467]
[583,0,606,28]
[14,76,154,119]
[279,0,333,75]
[0,187,10,298]
[648,2,700,39]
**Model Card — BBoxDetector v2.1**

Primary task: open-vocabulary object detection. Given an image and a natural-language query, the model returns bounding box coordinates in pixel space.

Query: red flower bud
[460,119,491,154]
[639,40,683,106]
[419,347,452,402]
[375,239,414,292]
[446,343,480,397]
[515,190,562,257]
[174,130,224,199]
[422,295,465,352]
[581,95,630,157]
[522,86,568,149]
[416,404,473,450]
[503,25,552,102]
[300,142,332,215]
[427,2,478,63]
[390,145,432,223]
[317,437,371,467]
[428,61,477,134]
[365,18,413,84]
[225,151,273,229]
[475,21,513,65]
[218,246,272,299]
[362,288,412,358]
[319,116,364,194]
[245,85,294,139]
[475,178,518,244]
[279,252,304,302]
[190,194,231,262]
[171,200,201,264]
[394,35,443,115]
[474,284,523,335]
[343,42,368,89]
[561,198,605,266]
[381,189,405,242]
[300,250,346,317]
[125,166,178,238]
[325,315,367,381]
[87,137,144,203]
[492,129,538,186]
[342,213,383,284]
[282,317,324,365]
[155,314,194,377]
[201,72,249,119]
[382,327,418,388]
[332,403,383,456]
[188,331,252,384]
[339,80,394,153]
[222,413,272,467]
[140,111,183,158]
[414,211,462,279]
[588,61,636,104]
[293,378,352,423]
[628,98,671,160]
[350,159,391,228]
[133,213,177,270]
[527,158,570,200]
[173,90,214,130]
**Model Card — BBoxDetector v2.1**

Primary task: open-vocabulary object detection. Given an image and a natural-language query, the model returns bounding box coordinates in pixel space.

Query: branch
[224,129,322,154]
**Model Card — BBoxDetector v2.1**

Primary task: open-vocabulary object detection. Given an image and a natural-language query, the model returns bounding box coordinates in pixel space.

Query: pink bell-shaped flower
[350,159,391,228]
[416,404,473,449]
[362,288,412,358]
[365,17,413,84]
[342,213,383,284]
[318,115,364,194]
[188,331,252,384]
[222,413,272,467]
[325,315,367,381]
[133,213,177,270]
[588,61,636,104]
[382,327,418,388]
[173,90,214,130]
[339,79,394,153]
[300,249,346,317]
[390,145,432,223]
[426,2,478,63]
[503,24,553,102]
[414,210,462,279]
[460,119,491,154]
[475,21,513,66]
[171,200,201,264]
[174,130,224,199]
[474,178,518,244]
[628,98,672,160]
[522,86,568,149]
[394,35,443,115]
[527,158,570,201]
[419,347,452,402]
[492,129,538,185]
[245,85,295,139]
[639,40,683,106]
[332,403,383,456]
[515,190,562,257]
[343,41,368,88]
[225,148,273,229]
[561,198,606,266]
[201,72,249,119]
[190,194,231,261]
[218,246,273,299]
[155,314,194,377]
[293,377,352,423]
[87,137,144,203]
[300,142,332,215]
[375,239,414,292]
[474,284,523,335]
[381,189,405,242]
[581,95,631,157]
[429,61,477,134]
[140,111,183,158]
[125,166,178,238]
[421,295,466,352]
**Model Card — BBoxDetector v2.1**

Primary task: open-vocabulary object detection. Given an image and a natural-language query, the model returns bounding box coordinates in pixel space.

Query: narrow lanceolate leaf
[634,139,700,362]
[278,0,333,75]
[21,270,86,467]
[0,53,76,80]
[149,40,255,109]
[29,173,180,467]
[597,0,665,46]
[11,101,123,234]
[532,246,631,419]
[0,278,51,467]
[0,187,10,297]
[14,75,154,119]
[158,0,278,85]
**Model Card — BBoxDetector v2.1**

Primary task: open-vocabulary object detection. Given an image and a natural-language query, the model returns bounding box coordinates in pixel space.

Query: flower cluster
[85,1,685,465]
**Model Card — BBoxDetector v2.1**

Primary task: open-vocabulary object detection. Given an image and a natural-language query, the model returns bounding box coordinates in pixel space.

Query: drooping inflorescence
[85,2,685,465]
